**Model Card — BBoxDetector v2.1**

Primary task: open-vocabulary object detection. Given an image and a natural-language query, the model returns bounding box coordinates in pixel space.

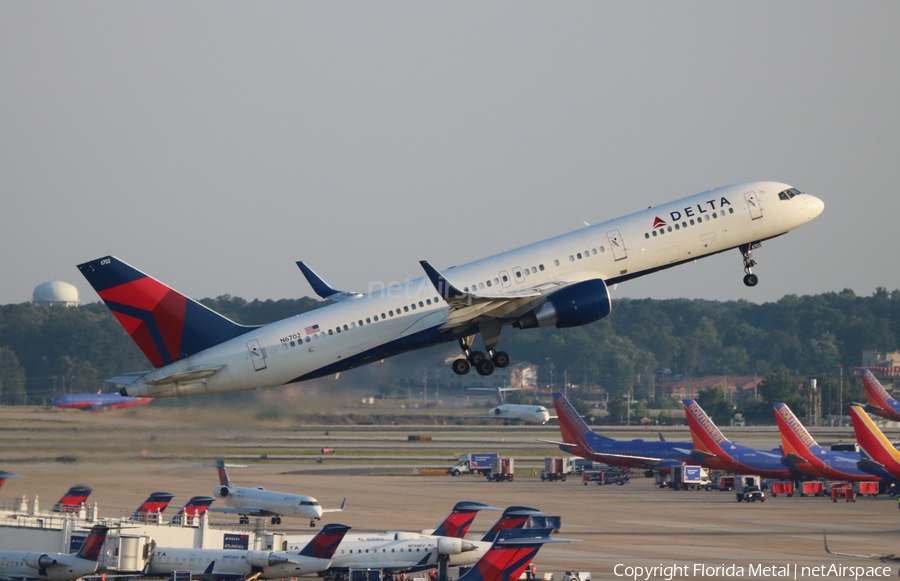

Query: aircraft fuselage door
[246,339,267,371]
[606,230,627,261]
[499,270,512,288]
[513,267,524,283]
[744,191,763,220]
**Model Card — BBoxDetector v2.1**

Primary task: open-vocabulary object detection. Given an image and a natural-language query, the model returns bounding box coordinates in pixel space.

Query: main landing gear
[740,242,760,287]
[451,337,511,376]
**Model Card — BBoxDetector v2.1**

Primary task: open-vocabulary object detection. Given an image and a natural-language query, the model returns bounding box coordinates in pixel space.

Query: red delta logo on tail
[75,525,109,561]
[298,524,351,560]
[432,502,495,538]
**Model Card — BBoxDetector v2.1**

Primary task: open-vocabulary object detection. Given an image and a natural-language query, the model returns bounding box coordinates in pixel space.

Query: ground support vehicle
[735,475,766,502]
[541,457,569,482]
[448,452,498,476]
[583,468,630,486]
[487,456,514,482]
[669,465,712,490]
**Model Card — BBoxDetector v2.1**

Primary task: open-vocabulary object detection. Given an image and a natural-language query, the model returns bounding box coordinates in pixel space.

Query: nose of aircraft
[806,194,825,220]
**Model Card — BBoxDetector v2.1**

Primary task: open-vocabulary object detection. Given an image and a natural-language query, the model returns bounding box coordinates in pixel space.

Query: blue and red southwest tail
[298,523,351,559]
[77,256,256,367]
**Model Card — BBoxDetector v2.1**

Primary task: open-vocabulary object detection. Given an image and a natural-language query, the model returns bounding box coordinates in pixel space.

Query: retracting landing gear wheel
[476,358,495,376]
[492,351,511,368]
[743,273,759,287]
[469,350,487,365]
[452,358,471,375]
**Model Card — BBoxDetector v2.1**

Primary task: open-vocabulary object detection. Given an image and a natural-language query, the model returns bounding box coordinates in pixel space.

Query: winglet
[297,262,362,301]
[420,261,465,300]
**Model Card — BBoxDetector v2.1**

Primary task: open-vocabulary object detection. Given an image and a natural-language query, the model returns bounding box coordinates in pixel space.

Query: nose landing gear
[740,242,761,287]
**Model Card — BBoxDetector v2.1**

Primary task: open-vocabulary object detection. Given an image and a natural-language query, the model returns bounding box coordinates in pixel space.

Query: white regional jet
[208,459,345,527]
[0,525,108,581]
[470,388,555,424]
[146,523,349,581]
[78,182,822,398]
[284,505,546,574]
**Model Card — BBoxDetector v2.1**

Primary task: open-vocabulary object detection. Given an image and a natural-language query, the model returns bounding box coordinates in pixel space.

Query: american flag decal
[305,324,320,334]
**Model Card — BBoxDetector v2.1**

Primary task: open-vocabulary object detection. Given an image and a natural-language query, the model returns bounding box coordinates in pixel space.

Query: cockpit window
[778,187,802,201]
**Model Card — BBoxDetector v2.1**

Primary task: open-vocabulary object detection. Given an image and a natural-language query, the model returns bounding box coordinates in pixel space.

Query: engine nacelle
[437,537,477,555]
[246,551,289,568]
[514,279,611,329]
[213,485,231,499]
[24,554,58,570]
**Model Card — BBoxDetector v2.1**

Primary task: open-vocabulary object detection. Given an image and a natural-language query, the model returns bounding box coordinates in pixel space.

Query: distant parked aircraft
[773,402,894,483]
[52,485,93,514]
[682,399,802,479]
[51,390,151,411]
[544,392,695,475]
[859,369,900,422]
[848,405,900,482]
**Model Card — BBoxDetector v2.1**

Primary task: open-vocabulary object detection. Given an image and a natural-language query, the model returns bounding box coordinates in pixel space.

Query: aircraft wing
[824,533,900,562]
[420,260,601,330]
[321,498,346,513]
[782,452,812,467]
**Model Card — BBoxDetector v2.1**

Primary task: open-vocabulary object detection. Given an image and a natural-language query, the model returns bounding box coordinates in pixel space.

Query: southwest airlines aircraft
[858,369,900,422]
[78,182,822,398]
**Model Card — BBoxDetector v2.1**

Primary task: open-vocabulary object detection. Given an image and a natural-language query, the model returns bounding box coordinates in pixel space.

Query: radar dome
[33,280,79,307]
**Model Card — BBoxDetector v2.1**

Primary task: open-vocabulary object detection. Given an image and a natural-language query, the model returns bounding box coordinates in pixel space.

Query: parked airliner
[146,523,349,581]
[51,390,151,411]
[683,399,802,479]
[545,392,695,475]
[286,510,554,577]
[858,369,900,422]
[209,459,343,526]
[848,405,900,481]
[773,402,894,483]
[0,524,108,581]
[78,181,822,398]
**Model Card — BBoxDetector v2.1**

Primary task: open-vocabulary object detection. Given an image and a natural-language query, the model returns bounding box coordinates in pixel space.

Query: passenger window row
[463,264,545,294]
[284,296,441,348]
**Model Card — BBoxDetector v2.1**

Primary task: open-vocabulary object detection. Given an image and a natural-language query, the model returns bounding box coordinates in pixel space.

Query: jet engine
[213,485,231,499]
[514,278,611,329]
[436,537,477,555]
[24,554,58,570]
[246,551,290,567]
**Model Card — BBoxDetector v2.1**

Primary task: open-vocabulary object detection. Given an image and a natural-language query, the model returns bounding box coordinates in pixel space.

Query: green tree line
[0,288,897,420]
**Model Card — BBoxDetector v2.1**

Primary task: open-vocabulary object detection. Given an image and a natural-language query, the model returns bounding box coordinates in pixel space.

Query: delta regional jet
[78,182,823,398]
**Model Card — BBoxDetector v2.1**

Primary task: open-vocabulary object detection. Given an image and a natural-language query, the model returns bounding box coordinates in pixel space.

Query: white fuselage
[488,404,551,424]
[218,486,323,520]
[124,182,823,397]
[284,533,486,572]
[0,552,98,581]
[147,547,330,579]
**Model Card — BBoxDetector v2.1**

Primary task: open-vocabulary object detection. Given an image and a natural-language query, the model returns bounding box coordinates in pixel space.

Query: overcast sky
[2,3,898,308]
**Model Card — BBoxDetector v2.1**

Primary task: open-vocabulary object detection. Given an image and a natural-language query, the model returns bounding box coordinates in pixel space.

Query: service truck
[735,475,765,502]
[448,452,498,476]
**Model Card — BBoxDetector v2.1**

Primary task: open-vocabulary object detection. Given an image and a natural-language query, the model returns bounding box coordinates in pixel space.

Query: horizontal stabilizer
[782,452,811,466]
[297,262,362,302]
[858,457,886,472]
[105,372,149,386]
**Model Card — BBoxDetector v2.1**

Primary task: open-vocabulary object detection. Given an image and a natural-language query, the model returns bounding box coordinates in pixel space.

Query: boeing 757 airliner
[79,181,822,398]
